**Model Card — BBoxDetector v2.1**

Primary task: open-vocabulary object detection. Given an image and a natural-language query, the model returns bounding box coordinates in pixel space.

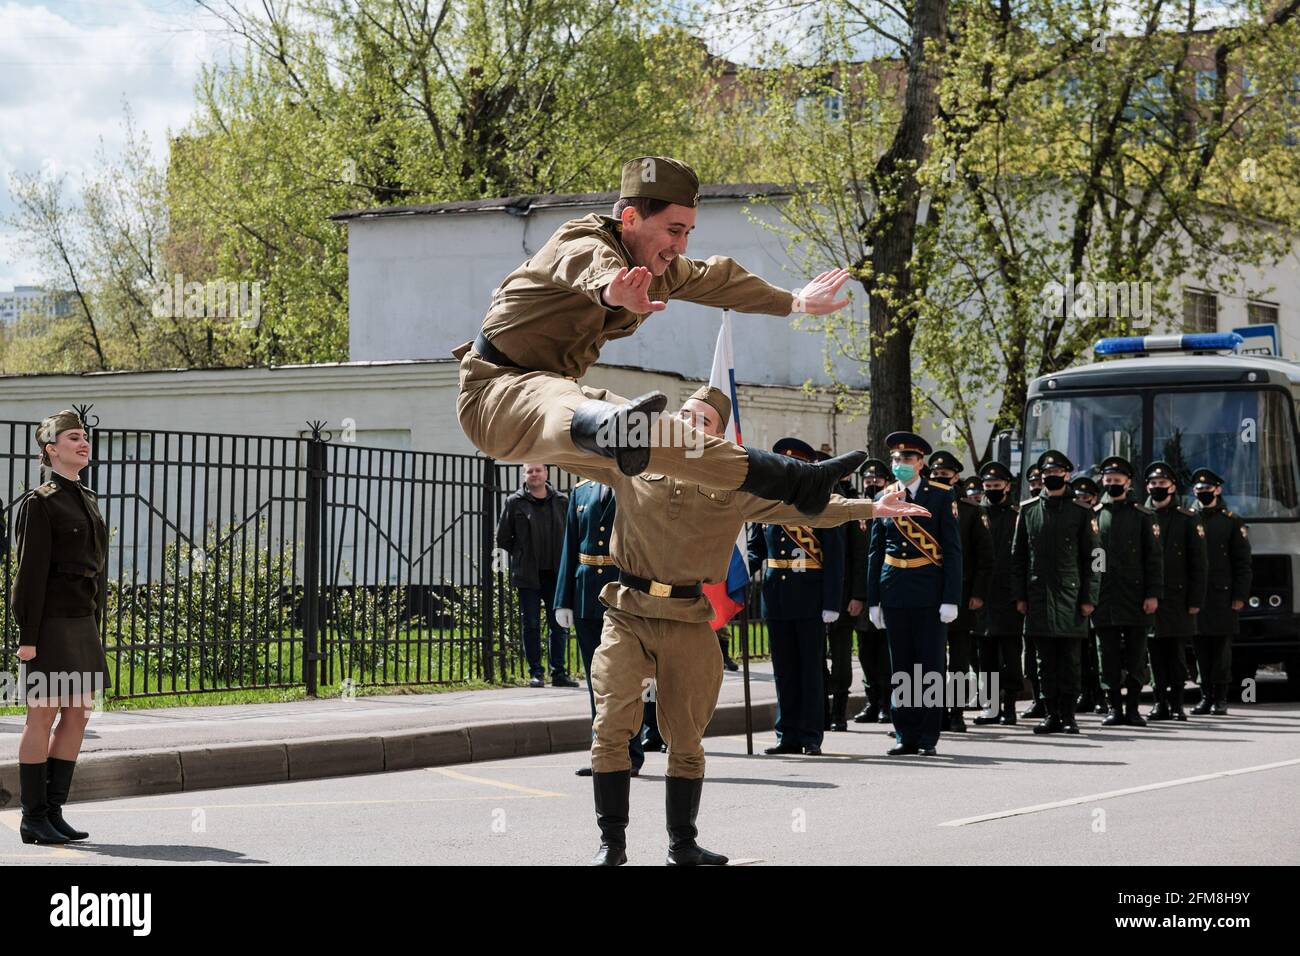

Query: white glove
[869,606,884,630]
[822,610,840,624]
[555,608,574,629]
[939,604,959,624]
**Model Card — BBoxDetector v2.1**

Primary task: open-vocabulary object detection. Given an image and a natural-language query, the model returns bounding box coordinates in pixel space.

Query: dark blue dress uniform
[747,440,845,755]
[554,479,644,769]
[866,447,963,751]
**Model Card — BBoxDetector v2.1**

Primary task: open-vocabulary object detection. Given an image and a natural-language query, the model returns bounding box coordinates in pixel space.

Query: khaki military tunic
[580,462,880,778]
[453,214,795,489]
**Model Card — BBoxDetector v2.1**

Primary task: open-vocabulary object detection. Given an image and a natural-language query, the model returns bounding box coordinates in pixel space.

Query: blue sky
[0,0,229,289]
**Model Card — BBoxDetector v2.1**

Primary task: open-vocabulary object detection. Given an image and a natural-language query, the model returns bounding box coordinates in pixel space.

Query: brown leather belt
[618,571,702,599]
[579,553,616,567]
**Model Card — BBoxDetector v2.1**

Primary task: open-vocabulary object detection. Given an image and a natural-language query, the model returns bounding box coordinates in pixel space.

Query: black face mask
[1149,487,1171,503]
[1105,483,1125,498]
[984,488,1006,504]
[1042,474,1067,492]
[864,483,886,498]
[1196,490,1217,505]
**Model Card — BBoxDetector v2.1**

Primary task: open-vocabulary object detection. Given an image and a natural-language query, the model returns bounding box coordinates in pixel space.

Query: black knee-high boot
[591,770,630,866]
[19,761,70,845]
[46,757,89,841]
[665,776,728,866]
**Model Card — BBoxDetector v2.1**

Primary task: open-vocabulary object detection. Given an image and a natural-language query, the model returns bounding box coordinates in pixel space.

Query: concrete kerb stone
[181,742,289,791]
[287,735,386,780]
[383,727,472,771]
[67,751,184,802]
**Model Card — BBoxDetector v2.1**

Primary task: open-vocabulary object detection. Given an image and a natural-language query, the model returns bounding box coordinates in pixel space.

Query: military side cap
[1191,467,1224,487]
[687,384,731,430]
[1036,449,1074,472]
[774,437,817,461]
[859,458,891,480]
[1099,455,1133,477]
[1071,476,1100,496]
[979,460,1013,482]
[928,450,964,474]
[885,431,932,456]
[1144,460,1177,483]
[619,156,699,207]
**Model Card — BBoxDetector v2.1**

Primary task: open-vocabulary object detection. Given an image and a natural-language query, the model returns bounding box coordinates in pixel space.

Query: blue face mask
[892,463,916,482]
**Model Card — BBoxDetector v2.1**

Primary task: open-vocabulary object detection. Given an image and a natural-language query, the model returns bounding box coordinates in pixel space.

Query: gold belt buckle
[648,580,673,598]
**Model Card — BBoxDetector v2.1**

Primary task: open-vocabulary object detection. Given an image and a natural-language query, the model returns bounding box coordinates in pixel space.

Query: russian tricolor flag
[704,310,750,630]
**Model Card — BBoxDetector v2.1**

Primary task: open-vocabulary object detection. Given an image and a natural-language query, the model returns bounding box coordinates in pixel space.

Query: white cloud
[0,0,230,289]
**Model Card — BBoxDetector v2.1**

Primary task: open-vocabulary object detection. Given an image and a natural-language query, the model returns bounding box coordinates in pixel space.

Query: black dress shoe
[1021,699,1046,719]
[949,709,967,733]
[830,722,848,732]
[528,676,544,688]
[1212,702,1229,716]
[803,744,822,755]
[887,744,920,756]
[764,743,802,755]
[918,747,938,756]
[1062,718,1080,735]
[852,706,878,723]
[1101,711,1125,727]
[576,766,593,776]
[723,658,739,672]
[1191,697,1213,715]
[1032,715,1063,735]
[1148,701,1171,721]
[551,674,579,688]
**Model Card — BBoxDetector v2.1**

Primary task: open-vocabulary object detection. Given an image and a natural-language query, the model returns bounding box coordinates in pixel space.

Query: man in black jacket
[496,463,578,688]
[973,461,1025,725]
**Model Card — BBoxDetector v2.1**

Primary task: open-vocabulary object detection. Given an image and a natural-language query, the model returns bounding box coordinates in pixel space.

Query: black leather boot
[1061,696,1080,734]
[1213,683,1230,716]
[1000,689,1017,725]
[570,392,669,476]
[1191,686,1213,715]
[1170,683,1187,721]
[591,770,630,865]
[1148,687,1171,721]
[1021,698,1046,719]
[1102,689,1125,726]
[853,699,879,723]
[45,757,88,841]
[738,447,868,516]
[19,762,70,845]
[665,776,728,866]
[1032,699,1063,735]
[948,707,967,732]
[1124,681,1147,726]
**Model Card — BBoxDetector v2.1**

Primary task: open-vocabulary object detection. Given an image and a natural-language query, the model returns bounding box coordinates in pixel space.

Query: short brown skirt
[21,615,111,705]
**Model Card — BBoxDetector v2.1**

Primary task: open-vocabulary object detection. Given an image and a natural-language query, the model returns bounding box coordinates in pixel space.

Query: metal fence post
[303,422,328,696]
[479,456,496,684]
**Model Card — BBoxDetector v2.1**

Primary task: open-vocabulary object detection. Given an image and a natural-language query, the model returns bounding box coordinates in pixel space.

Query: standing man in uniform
[1019,463,1047,719]
[750,438,844,756]
[584,388,928,865]
[823,453,868,732]
[1011,450,1100,736]
[853,459,894,724]
[495,464,578,688]
[973,461,1025,726]
[926,450,992,732]
[453,155,865,514]
[1144,462,1208,722]
[867,433,963,756]
[554,479,649,776]
[1188,468,1252,715]
[1093,456,1162,728]
[1069,475,1104,714]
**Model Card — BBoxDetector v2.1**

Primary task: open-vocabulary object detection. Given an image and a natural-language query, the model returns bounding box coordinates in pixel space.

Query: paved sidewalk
[0,661,816,807]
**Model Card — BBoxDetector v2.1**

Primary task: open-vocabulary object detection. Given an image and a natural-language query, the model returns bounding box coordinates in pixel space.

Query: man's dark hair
[611,196,671,220]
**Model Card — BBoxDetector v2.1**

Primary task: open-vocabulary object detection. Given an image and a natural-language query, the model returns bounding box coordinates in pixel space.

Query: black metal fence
[0,413,770,700]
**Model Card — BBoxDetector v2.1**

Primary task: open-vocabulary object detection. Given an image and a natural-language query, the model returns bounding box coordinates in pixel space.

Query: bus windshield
[1025,388,1300,519]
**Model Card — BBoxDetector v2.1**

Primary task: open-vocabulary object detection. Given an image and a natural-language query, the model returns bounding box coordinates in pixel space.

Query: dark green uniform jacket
[1190,503,1251,636]
[1092,498,1163,626]
[10,472,109,646]
[1010,493,1100,638]
[1148,503,1209,638]
[981,500,1023,635]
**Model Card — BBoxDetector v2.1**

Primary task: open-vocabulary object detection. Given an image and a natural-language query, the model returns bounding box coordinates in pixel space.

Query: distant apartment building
[0,285,72,324]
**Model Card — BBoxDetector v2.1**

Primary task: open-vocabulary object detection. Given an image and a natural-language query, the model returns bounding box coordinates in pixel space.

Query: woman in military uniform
[11,409,110,845]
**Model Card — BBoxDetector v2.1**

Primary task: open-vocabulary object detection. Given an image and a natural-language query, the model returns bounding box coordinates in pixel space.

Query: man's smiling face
[620,204,697,276]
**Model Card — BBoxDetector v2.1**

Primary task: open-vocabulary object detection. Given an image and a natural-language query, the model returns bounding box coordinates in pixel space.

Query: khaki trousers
[456,349,749,487]
[590,607,724,779]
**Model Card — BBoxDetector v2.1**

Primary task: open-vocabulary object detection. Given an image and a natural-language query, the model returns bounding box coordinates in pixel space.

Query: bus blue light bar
[1093,333,1243,355]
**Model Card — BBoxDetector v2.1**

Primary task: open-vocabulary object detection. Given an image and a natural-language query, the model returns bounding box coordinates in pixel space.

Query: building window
[1248,301,1279,325]
[1183,289,1218,333]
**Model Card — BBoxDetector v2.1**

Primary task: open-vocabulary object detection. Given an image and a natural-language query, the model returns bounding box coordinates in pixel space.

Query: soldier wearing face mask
[1143,461,1208,722]
[1092,456,1163,727]
[1069,477,1104,714]
[1188,467,1251,716]
[973,461,1025,726]
[853,458,895,723]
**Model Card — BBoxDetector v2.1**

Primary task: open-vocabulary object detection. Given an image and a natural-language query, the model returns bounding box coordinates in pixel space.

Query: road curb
[0,693,867,808]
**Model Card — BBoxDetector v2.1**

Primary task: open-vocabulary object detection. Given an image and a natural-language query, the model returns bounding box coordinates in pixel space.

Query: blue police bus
[1020,332,1300,689]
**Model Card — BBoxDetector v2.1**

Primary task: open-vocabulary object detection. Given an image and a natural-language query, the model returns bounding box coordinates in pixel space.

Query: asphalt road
[4,697,1298,866]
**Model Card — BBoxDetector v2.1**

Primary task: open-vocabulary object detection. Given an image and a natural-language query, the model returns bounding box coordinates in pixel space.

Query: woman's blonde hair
[35,409,86,466]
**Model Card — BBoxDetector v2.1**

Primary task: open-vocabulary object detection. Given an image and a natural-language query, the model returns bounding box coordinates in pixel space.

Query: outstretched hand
[871,488,930,519]
[602,266,667,314]
[793,268,853,315]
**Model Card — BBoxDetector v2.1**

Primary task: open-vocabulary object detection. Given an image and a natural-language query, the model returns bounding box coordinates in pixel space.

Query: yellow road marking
[428,767,565,797]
